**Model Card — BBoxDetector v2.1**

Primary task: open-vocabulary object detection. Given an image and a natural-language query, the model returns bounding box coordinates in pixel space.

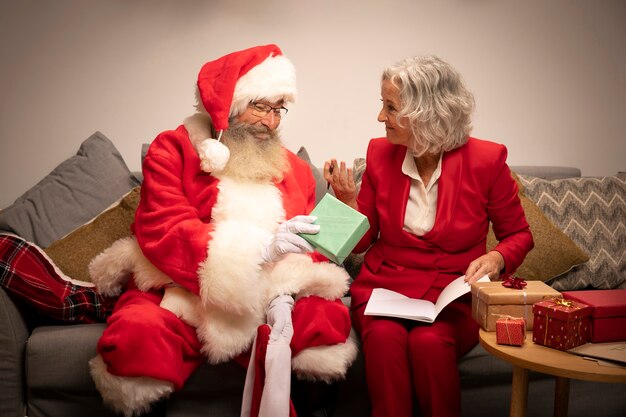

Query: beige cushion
[44,187,141,282]
[487,174,589,281]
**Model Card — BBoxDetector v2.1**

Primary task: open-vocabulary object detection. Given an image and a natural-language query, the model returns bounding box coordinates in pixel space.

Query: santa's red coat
[91,125,356,396]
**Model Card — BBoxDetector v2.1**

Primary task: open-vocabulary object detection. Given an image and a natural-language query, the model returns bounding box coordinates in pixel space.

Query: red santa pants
[352,290,478,417]
[97,284,351,390]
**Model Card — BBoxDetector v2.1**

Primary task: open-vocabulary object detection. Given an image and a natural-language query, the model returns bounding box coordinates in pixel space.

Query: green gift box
[299,193,370,264]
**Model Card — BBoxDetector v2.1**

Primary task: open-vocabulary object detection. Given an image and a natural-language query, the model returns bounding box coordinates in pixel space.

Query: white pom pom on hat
[193,44,296,173]
[198,132,230,173]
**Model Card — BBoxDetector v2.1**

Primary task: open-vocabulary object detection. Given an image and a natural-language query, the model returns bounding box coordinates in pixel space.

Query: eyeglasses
[248,101,289,119]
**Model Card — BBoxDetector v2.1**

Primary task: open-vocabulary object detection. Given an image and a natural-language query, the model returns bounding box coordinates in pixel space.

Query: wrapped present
[562,290,626,343]
[471,280,561,331]
[495,316,526,346]
[299,193,370,264]
[532,298,591,351]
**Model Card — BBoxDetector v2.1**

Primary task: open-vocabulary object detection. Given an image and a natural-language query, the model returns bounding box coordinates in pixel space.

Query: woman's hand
[323,158,357,209]
[464,251,505,283]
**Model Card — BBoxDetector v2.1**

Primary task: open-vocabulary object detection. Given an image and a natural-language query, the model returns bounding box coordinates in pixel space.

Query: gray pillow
[0,132,140,248]
[519,173,626,290]
[296,146,334,204]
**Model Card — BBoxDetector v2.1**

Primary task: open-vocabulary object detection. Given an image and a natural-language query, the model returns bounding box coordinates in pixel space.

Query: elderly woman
[325,55,533,417]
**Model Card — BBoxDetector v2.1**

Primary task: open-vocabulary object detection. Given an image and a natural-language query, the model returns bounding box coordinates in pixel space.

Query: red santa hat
[194,44,297,173]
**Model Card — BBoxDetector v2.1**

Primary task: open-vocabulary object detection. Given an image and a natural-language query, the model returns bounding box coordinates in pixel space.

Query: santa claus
[88,44,357,417]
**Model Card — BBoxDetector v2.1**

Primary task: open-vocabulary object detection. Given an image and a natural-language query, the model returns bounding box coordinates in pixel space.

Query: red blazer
[350,137,534,309]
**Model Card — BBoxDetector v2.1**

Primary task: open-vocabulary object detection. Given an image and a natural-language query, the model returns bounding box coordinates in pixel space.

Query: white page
[364,288,436,321]
[433,274,490,317]
[365,274,490,323]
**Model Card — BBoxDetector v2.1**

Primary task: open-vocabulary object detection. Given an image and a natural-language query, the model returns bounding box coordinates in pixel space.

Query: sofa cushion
[519,173,626,290]
[44,187,141,282]
[487,173,589,282]
[296,146,334,204]
[27,324,246,393]
[0,287,28,417]
[27,324,105,390]
[0,132,140,248]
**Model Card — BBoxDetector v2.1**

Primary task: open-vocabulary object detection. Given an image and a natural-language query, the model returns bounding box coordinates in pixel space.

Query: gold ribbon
[542,296,577,309]
[553,298,574,308]
[540,298,584,347]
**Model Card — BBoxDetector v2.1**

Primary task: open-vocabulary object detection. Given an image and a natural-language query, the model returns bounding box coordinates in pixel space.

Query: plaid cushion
[0,233,117,323]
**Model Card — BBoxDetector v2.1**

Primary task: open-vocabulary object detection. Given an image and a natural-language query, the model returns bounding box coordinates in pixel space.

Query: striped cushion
[519,173,626,290]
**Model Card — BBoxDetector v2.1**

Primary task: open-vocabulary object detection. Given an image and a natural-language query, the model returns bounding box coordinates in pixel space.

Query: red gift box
[496,316,526,346]
[562,290,626,343]
[532,298,591,351]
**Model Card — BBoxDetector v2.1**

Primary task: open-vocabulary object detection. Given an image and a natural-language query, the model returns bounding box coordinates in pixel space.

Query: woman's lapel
[424,147,463,240]
[387,146,411,235]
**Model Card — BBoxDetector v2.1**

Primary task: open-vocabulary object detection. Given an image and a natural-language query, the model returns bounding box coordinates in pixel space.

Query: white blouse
[401,151,443,236]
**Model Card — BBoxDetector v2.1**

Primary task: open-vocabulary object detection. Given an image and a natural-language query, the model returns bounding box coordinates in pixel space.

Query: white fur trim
[230,54,296,118]
[291,330,359,383]
[184,112,212,144]
[198,138,230,173]
[265,253,350,302]
[196,252,351,364]
[195,178,351,363]
[195,178,282,362]
[160,285,202,328]
[89,354,174,417]
[89,236,172,297]
[196,306,262,363]
[197,178,283,315]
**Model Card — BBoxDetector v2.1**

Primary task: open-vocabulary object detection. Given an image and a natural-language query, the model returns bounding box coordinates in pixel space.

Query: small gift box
[471,279,561,331]
[299,193,370,264]
[495,316,526,346]
[532,298,592,351]
[562,289,626,343]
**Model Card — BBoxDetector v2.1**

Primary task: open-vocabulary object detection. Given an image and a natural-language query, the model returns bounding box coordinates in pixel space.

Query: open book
[364,275,490,323]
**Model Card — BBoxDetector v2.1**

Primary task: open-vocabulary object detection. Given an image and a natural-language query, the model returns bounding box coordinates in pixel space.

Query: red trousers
[97,285,351,390]
[352,290,478,417]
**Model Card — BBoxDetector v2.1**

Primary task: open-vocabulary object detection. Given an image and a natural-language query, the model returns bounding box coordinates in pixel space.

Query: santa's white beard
[219,122,288,182]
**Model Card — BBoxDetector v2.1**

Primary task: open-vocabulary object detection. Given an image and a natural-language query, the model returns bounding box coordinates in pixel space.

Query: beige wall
[1,0,625,208]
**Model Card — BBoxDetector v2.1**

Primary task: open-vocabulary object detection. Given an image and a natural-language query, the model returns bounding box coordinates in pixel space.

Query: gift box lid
[471,280,561,305]
[561,290,626,319]
[496,316,527,327]
[533,298,592,321]
[299,193,370,264]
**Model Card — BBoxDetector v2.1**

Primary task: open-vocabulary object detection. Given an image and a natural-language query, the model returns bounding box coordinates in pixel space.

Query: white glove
[261,215,319,263]
[266,294,295,343]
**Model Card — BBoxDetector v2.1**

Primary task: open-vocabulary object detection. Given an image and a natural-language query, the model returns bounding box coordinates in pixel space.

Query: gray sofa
[1,133,625,417]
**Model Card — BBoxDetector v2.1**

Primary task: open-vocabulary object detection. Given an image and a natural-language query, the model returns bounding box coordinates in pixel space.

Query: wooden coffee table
[479,329,626,417]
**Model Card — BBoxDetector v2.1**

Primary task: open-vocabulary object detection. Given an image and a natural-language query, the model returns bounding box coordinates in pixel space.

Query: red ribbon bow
[501,277,528,290]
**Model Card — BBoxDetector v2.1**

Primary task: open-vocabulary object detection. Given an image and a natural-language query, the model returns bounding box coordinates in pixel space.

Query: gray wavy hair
[382,55,475,157]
